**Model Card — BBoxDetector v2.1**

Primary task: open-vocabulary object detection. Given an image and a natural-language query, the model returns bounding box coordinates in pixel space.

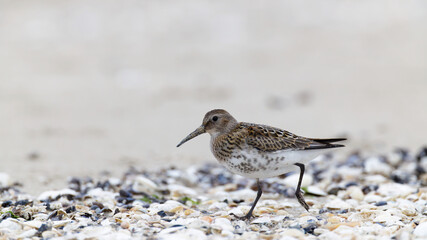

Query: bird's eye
[212,116,218,122]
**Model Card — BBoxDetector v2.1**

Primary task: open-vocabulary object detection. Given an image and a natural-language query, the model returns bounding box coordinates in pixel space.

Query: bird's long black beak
[176,126,205,147]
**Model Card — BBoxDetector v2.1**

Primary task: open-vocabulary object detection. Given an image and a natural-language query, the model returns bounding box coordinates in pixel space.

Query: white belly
[219,148,324,179]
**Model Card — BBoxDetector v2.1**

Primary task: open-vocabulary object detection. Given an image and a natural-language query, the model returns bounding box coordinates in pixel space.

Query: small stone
[132,176,158,193]
[347,186,364,201]
[414,222,427,237]
[42,231,59,238]
[38,188,77,201]
[0,219,21,231]
[305,186,327,196]
[168,184,197,197]
[211,218,234,234]
[373,211,401,225]
[278,229,305,239]
[283,173,313,188]
[325,198,352,210]
[120,220,130,229]
[364,157,392,176]
[398,199,417,216]
[17,229,37,238]
[377,183,415,198]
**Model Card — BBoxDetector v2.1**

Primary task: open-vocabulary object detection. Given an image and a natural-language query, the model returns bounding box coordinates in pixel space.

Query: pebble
[413,222,427,238]
[346,186,364,201]
[283,173,313,188]
[38,188,77,201]
[0,149,425,239]
[377,183,415,198]
[365,157,392,176]
[325,198,352,210]
[132,176,158,193]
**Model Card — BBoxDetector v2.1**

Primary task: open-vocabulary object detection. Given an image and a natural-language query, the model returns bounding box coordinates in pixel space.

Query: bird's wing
[241,123,344,152]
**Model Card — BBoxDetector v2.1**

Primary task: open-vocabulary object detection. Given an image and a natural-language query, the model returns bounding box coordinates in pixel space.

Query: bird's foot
[295,191,310,211]
[230,212,253,221]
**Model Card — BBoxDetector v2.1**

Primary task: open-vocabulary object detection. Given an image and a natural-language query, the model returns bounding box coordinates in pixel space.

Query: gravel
[0,148,426,239]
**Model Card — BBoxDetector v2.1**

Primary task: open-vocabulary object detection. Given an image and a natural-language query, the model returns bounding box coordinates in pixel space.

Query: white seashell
[397,199,417,216]
[283,173,313,188]
[38,188,77,201]
[338,166,363,180]
[364,174,388,184]
[230,188,256,200]
[168,184,197,197]
[251,216,270,224]
[150,200,183,213]
[228,206,245,217]
[278,229,305,239]
[42,230,59,238]
[305,186,327,196]
[208,202,228,211]
[0,218,21,231]
[87,188,117,199]
[211,217,234,234]
[377,183,415,198]
[414,222,427,237]
[373,211,401,225]
[325,198,352,210]
[160,228,207,240]
[108,177,121,186]
[17,229,37,238]
[52,220,72,228]
[346,186,364,201]
[133,176,158,193]
[22,220,43,229]
[365,157,392,175]
[364,194,383,203]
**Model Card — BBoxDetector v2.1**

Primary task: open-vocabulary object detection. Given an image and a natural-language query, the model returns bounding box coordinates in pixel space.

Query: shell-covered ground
[0,148,426,239]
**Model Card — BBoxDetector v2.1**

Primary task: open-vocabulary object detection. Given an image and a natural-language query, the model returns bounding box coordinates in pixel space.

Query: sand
[0,0,426,195]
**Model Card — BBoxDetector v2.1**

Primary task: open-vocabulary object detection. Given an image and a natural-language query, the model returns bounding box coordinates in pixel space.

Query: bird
[177,109,345,219]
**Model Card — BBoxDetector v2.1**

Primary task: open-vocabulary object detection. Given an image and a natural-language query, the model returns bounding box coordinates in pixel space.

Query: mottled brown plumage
[177,109,346,219]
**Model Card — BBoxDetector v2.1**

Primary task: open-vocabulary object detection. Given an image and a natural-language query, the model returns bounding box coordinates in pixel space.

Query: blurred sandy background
[1,1,426,194]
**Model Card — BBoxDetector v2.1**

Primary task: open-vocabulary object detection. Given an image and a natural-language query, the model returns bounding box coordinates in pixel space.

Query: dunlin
[177,109,345,219]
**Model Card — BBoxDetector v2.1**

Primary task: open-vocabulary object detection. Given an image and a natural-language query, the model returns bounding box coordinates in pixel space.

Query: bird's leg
[243,178,262,220]
[294,163,309,211]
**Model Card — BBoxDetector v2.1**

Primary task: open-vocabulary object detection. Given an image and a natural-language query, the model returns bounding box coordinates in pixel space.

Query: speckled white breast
[218,147,324,179]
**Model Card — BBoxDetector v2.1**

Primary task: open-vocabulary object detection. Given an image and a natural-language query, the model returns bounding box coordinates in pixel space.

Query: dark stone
[65,206,76,213]
[92,202,105,209]
[345,152,363,167]
[375,201,388,206]
[157,210,167,217]
[38,223,49,233]
[338,209,348,214]
[1,200,13,207]
[116,197,135,204]
[170,224,185,228]
[81,212,92,218]
[90,205,100,211]
[416,147,427,161]
[319,208,328,214]
[119,189,132,198]
[15,199,30,206]
[391,171,411,184]
[345,182,358,188]
[362,185,378,194]
[114,208,120,215]
[327,186,343,195]
[303,223,317,234]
